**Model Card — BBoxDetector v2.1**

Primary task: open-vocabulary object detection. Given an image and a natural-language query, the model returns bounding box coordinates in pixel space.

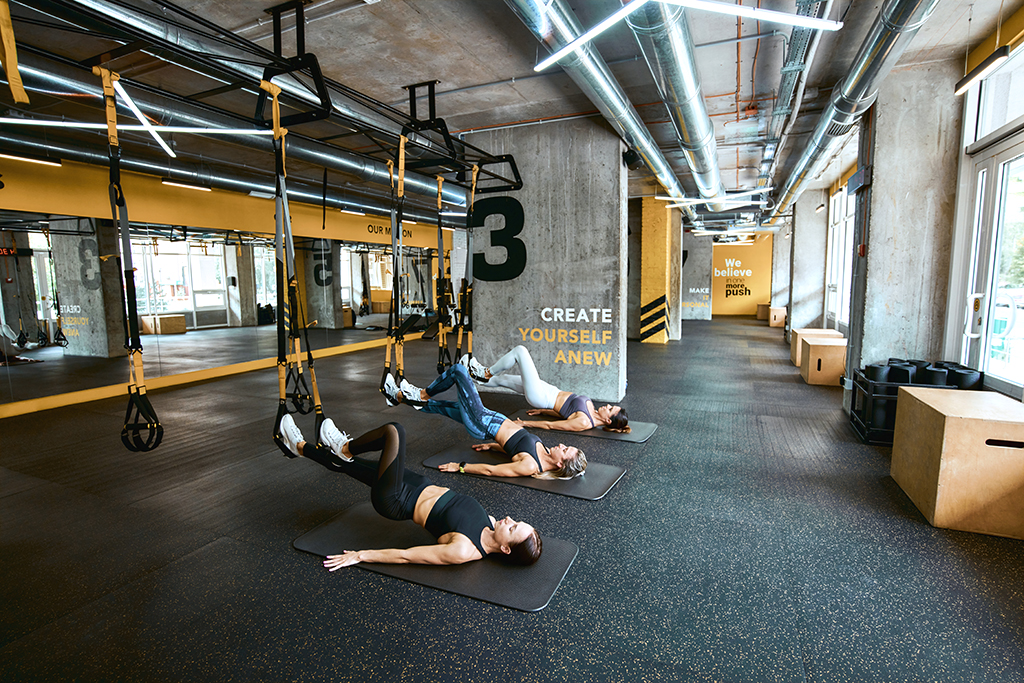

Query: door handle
[965,293,985,339]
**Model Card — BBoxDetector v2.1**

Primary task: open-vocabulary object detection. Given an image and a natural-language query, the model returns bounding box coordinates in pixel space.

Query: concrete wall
[789,190,828,334]
[465,118,628,401]
[48,218,126,358]
[852,60,962,368]
[680,232,712,320]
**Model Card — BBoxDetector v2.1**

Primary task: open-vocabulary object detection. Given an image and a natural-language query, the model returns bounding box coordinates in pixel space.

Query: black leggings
[302,422,430,522]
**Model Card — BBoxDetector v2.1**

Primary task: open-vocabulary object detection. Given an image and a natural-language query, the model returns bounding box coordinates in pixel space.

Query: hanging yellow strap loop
[397,135,407,199]
[92,66,119,147]
[259,79,288,174]
[436,175,444,211]
[469,164,480,210]
[0,0,28,104]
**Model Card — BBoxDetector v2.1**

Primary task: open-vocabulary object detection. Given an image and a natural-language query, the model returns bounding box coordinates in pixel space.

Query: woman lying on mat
[278,416,541,568]
[459,345,629,434]
[383,364,587,480]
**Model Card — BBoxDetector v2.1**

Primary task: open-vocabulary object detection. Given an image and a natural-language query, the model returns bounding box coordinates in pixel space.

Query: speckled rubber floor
[2,319,1023,682]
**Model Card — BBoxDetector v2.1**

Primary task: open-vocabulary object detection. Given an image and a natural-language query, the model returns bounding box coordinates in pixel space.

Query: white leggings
[483,345,560,410]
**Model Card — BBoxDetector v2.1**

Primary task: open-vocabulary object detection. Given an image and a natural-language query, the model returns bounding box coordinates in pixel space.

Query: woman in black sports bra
[461,345,630,434]
[277,415,541,568]
[385,364,588,480]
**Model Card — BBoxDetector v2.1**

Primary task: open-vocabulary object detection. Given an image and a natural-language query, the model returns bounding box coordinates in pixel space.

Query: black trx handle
[97,65,162,453]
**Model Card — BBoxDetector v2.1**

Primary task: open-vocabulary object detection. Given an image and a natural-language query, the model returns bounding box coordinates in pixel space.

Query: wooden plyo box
[891,387,1024,540]
[769,307,786,328]
[799,336,847,385]
[756,303,770,321]
[140,314,187,335]
[790,328,845,366]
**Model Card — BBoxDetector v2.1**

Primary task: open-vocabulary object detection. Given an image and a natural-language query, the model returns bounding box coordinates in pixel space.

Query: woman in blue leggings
[278,416,541,567]
[383,364,587,480]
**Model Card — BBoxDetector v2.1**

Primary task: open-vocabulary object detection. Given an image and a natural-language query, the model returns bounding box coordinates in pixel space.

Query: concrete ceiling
[0,0,1014,229]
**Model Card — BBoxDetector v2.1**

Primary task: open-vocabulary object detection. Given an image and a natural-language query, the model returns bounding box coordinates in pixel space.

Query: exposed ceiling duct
[503,0,697,220]
[10,47,468,212]
[768,0,941,224]
[625,2,728,212]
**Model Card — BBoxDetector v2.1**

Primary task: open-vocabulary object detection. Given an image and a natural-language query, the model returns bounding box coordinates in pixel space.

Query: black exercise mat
[508,409,658,443]
[422,445,625,501]
[293,502,578,612]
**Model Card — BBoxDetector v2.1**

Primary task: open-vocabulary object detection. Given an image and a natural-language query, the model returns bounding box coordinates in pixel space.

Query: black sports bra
[502,427,544,473]
[425,490,493,556]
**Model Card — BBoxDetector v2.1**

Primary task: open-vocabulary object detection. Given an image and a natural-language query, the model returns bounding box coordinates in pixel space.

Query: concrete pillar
[848,60,961,373]
[668,207,683,340]
[771,220,792,315]
[303,238,346,329]
[48,218,126,358]
[680,232,712,320]
[226,242,257,327]
[465,118,628,401]
[0,232,38,343]
[640,197,671,343]
[788,190,828,335]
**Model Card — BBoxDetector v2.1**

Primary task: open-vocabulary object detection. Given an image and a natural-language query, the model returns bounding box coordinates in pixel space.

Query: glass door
[963,138,1024,397]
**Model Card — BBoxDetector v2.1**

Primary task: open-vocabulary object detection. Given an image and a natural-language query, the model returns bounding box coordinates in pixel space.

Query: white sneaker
[278,413,304,457]
[459,354,489,382]
[382,373,401,406]
[320,418,352,461]
[399,378,424,409]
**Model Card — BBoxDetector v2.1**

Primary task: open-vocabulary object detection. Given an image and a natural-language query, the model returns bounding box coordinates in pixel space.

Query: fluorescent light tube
[112,80,176,158]
[955,45,1011,96]
[161,178,211,192]
[535,0,655,71]
[656,0,843,31]
[0,151,62,167]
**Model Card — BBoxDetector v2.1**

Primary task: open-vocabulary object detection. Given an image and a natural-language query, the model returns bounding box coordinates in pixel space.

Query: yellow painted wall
[711,233,773,315]
[639,197,670,343]
[0,157,446,250]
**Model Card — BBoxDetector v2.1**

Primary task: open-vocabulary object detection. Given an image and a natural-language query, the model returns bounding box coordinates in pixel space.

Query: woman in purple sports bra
[461,345,630,434]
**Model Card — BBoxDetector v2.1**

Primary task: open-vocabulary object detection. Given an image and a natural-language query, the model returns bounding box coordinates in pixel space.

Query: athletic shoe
[278,413,303,457]
[382,373,401,406]
[459,354,489,383]
[320,418,352,462]
[399,378,424,410]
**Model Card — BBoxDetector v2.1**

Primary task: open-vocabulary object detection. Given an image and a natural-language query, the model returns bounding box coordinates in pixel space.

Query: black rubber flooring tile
[794,535,1024,683]
[0,476,216,648]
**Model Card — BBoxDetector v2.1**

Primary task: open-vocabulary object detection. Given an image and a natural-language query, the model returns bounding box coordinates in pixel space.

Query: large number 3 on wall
[471,196,526,282]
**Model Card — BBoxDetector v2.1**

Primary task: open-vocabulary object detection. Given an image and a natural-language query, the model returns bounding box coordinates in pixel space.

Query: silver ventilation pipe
[625,2,728,212]
[14,50,467,207]
[0,129,443,222]
[52,0,458,174]
[768,0,940,224]
[503,0,696,220]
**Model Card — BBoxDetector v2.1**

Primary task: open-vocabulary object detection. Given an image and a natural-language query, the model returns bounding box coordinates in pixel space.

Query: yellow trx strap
[259,79,288,174]
[0,0,28,104]
[92,66,119,147]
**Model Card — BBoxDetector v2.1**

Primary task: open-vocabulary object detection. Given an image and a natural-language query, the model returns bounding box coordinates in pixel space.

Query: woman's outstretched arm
[437,458,538,477]
[324,540,477,568]
[515,412,593,432]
